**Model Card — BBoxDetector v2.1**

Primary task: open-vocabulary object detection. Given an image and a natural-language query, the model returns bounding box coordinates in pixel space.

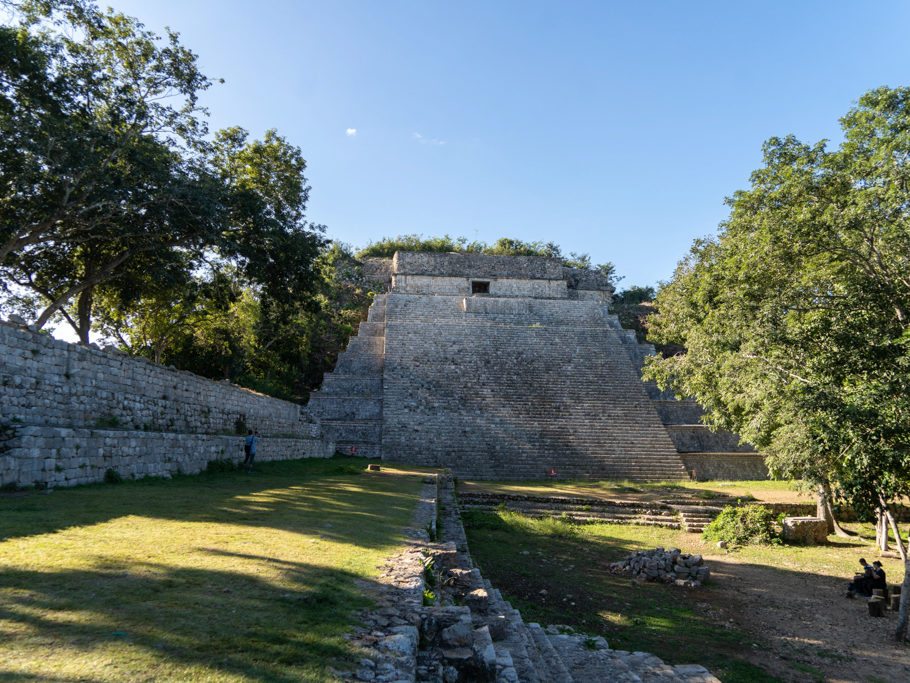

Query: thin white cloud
[346,128,357,136]
[413,131,446,146]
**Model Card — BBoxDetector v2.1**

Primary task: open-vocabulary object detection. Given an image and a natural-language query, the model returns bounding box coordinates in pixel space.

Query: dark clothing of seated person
[847,558,874,597]
[871,562,888,598]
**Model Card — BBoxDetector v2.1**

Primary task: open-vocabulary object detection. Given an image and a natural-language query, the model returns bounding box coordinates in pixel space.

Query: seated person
[846,558,874,598]
[871,561,888,599]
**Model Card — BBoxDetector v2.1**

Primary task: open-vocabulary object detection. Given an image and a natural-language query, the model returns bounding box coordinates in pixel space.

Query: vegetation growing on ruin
[356,234,617,280]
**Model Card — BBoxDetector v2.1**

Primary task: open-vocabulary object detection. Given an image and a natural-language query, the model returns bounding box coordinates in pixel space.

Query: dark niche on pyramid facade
[309,251,766,481]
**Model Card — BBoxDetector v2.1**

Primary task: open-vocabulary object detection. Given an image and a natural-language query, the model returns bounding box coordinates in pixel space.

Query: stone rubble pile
[610,547,710,587]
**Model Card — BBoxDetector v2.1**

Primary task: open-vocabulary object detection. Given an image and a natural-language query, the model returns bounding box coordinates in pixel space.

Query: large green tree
[1,1,324,342]
[643,86,910,638]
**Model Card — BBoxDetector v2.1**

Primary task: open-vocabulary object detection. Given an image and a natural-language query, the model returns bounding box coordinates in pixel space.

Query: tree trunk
[886,510,908,562]
[877,511,890,552]
[816,484,833,532]
[816,482,851,537]
[896,561,910,641]
[76,286,94,344]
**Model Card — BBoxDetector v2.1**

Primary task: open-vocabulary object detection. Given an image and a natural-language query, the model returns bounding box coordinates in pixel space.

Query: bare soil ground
[702,552,910,683]
[461,480,910,681]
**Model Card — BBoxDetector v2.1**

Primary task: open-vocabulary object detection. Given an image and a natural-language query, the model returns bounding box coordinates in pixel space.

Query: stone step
[318,374,383,395]
[652,400,706,425]
[334,442,381,458]
[357,321,385,336]
[367,294,387,323]
[308,395,382,421]
[346,335,385,355]
[670,504,725,533]
[320,420,382,443]
[333,351,384,375]
[546,630,719,682]
[526,623,573,683]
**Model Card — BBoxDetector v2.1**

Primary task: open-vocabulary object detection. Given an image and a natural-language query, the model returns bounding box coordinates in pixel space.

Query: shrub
[104,468,123,484]
[702,504,780,546]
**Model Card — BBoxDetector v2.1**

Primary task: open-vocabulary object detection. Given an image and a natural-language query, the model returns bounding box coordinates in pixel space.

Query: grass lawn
[461,507,902,683]
[0,457,428,682]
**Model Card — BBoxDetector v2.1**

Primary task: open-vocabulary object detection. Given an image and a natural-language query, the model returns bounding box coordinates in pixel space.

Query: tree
[643,86,910,639]
[1,1,324,342]
[1,1,217,338]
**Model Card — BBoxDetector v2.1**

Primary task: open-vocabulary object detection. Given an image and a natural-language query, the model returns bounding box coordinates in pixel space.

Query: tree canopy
[0,0,325,342]
[644,86,910,529]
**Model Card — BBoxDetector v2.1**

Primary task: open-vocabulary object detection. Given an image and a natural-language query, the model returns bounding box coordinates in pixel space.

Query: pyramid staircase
[307,294,386,458]
[459,491,682,529]
[309,289,759,484]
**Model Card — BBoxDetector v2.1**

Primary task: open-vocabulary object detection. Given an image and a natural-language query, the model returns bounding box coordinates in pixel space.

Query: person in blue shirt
[243,430,259,472]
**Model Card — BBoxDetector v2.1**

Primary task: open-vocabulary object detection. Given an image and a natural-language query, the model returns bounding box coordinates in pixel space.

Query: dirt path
[701,553,910,682]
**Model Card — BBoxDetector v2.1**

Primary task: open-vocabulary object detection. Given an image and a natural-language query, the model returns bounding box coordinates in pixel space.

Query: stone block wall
[0,320,333,488]
[0,322,316,436]
[381,293,688,480]
[361,258,393,285]
[680,453,769,480]
[391,274,569,298]
[2,426,332,488]
[392,252,566,280]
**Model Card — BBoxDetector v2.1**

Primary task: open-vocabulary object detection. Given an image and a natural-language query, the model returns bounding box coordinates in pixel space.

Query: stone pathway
[341,471,720,682]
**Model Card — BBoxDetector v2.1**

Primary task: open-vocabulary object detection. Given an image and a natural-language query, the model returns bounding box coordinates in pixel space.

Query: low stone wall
[0,318,335,489]
[392,251,565,280]
[681,453,769,480]
[0,320,317,437]
[781,517,828,545]
[2,425,334,488]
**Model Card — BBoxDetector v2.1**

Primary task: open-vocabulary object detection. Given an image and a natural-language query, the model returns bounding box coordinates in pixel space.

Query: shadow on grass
[0,457,417,546]
[0,554,379,681]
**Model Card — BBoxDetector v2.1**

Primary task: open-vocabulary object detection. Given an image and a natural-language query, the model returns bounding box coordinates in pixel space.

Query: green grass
[0,457,428,682]
[463,508,884,682]
[461,478,808,502]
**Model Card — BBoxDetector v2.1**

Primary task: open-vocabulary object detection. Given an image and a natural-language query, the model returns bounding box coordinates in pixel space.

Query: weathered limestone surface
[315,251,763,482]
[781,516,829,545]
[381,294,687,480]
[0,322,317,435]
[3,426,331,488]
[314,251,690,480]
[644,379,767,480]
[681,452,769,481]
[0,320,333,487]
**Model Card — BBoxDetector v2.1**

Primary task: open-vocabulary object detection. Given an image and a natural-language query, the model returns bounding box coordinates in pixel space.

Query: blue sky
[105,0,910,288]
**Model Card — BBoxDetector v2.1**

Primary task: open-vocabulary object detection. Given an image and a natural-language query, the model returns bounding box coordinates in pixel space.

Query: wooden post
[869,598,886,617]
